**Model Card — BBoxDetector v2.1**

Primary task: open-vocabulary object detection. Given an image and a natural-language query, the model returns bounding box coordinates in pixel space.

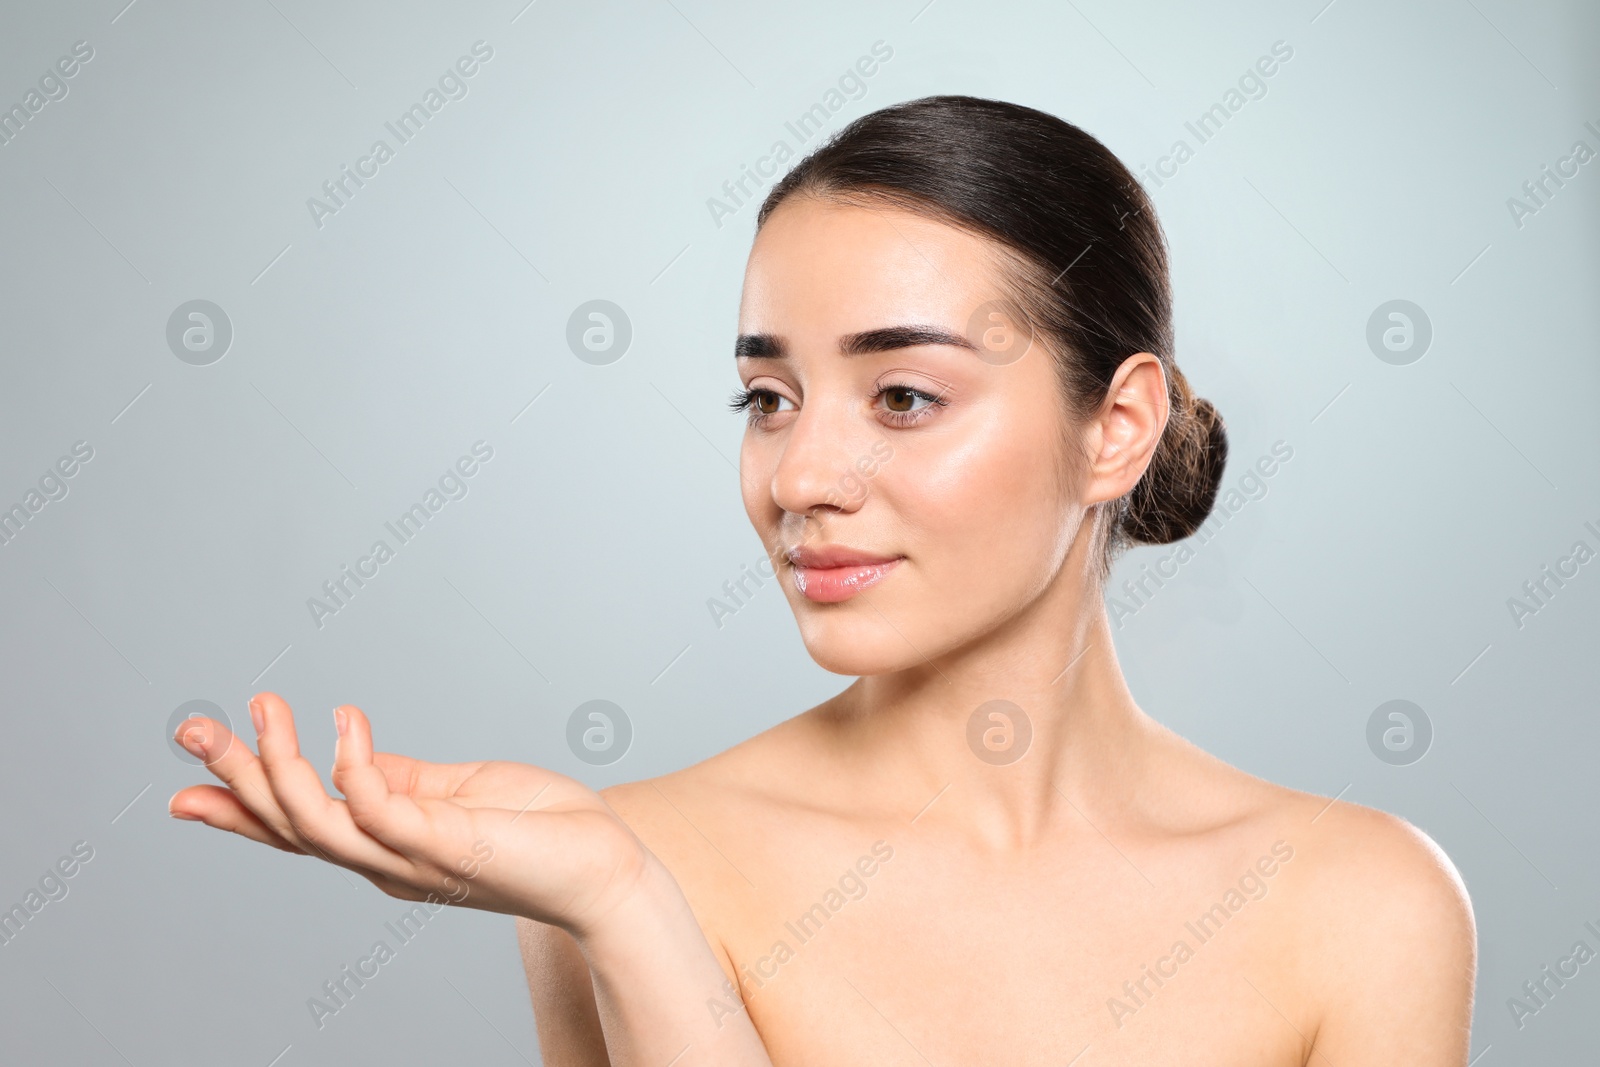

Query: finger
[186,700,325,853]
[250,692,417,878]
[173,714,241,766]
[168,785,305,854]
[183,700,405,882]
[249,691,332,845]
[176,713,298,840]
[169,786,445,902]
[333,704,451,860]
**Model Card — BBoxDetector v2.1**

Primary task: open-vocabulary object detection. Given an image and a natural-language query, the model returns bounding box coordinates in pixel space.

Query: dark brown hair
[754,94,1227,583]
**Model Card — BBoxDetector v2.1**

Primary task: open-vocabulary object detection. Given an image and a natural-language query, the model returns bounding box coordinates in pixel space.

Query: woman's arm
[518,917,610,1066]
[512,870,761,1067]
[567,854,767,1067]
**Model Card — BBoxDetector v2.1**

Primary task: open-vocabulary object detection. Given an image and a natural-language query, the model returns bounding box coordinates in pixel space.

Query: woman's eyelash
[729,387,791,426]
[727,387,758,414]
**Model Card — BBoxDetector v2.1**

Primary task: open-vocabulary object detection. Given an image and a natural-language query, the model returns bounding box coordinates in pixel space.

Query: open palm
[169,692,649,935]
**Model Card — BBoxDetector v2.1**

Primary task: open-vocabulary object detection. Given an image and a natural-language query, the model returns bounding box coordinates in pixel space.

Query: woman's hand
[173,691,778,1065]
[168,691,649,938]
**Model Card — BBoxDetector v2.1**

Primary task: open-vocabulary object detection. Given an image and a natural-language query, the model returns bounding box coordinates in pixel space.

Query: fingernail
[250,699,264,736]
[180,725,209,760]
[333,707,348,737]
[170,810,202,821]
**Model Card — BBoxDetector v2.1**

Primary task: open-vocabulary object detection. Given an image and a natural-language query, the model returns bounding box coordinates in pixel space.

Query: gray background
[1,0,1596,1063]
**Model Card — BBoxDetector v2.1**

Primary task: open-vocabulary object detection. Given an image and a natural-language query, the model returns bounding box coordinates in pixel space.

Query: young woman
[170,95,1476,1065]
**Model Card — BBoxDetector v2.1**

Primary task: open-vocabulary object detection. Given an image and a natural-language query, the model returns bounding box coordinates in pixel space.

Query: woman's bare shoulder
[601,705,818,811]
[1162,736,1475,1053]
[1151,728,1473,966]
[1273,789,1475,958]
[1154,728,1470,903]
[1267,789,1476,1056]
[595,705,829,894]
[1209,756,1473,930]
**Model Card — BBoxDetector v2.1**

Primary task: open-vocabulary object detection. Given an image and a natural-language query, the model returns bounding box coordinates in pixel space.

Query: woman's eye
[881,386,928,413]
[876,385,945,420]
[729,387,795,423]
[731,384,943,425]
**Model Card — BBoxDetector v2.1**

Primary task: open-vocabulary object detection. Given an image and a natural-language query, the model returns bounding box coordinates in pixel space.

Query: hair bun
[1121,369,1228,546]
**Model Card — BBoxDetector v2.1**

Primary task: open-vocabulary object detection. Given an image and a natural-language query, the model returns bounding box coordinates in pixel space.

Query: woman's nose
[767,399,875,519]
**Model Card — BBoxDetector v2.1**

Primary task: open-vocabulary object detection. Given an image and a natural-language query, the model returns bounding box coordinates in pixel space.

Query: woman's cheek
[911,415,1063,582]
[917,409,1040,520]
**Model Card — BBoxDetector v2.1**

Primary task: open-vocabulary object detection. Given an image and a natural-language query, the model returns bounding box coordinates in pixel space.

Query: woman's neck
[820,571,1163,850]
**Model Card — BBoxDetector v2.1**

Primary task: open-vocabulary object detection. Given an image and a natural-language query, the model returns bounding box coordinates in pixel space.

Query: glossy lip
[786,544,904,604]
[787,544,899,569]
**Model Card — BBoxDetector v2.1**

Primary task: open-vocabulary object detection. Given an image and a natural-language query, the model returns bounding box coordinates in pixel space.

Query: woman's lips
[788,550,903,604]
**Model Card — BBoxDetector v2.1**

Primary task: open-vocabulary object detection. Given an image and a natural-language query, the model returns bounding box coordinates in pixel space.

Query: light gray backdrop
[1,0,1596,1063]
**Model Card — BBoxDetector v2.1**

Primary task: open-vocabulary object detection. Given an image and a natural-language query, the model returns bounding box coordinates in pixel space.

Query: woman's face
[735,194,1093,676]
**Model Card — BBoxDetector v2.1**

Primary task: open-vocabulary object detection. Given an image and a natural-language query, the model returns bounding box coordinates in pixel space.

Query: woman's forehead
[740,198,1012,333]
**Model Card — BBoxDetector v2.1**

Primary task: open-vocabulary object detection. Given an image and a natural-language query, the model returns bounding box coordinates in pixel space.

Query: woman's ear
[1079,352,1169,507]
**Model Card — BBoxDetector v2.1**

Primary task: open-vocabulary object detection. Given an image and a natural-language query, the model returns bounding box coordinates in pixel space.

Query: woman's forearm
[573,854,772,1067]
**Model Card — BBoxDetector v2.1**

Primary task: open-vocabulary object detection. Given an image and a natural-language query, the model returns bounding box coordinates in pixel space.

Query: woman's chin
[794,614,941,677]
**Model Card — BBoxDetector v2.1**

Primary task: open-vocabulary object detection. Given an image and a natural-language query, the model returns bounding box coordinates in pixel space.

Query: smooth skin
[172,193,1476,1065]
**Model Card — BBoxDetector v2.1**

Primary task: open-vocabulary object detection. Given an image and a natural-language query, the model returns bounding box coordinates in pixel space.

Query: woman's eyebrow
[735,324,979,359]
